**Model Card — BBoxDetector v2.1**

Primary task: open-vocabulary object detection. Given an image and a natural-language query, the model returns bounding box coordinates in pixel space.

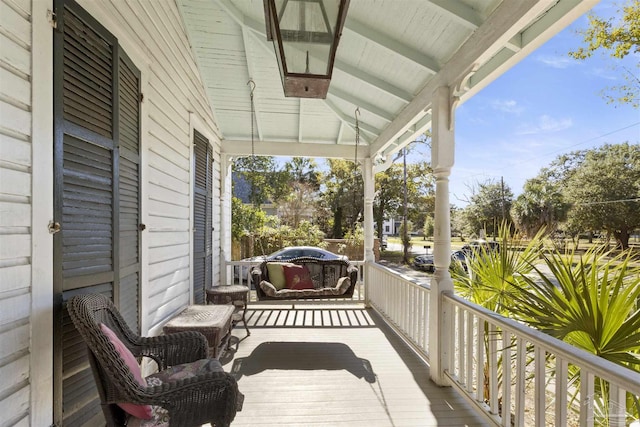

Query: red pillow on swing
[283,264,314,290]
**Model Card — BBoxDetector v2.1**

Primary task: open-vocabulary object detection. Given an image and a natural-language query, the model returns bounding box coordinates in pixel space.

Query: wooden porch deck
[221,304,488,427]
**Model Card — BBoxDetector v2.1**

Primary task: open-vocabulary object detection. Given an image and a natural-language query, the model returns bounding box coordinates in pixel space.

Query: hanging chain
[247,79,256,158]
[354,107,360,165]
[352,107,361,229]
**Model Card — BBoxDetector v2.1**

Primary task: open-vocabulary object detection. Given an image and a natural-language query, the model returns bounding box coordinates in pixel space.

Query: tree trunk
[332,206,343,238]
[614,229,630,250]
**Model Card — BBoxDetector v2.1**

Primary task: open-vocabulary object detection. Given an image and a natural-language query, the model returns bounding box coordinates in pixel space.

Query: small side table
[162,305,234,359]
[206,285,250,336]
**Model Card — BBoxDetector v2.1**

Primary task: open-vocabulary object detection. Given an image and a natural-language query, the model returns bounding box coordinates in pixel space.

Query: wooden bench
[163,305,234,359]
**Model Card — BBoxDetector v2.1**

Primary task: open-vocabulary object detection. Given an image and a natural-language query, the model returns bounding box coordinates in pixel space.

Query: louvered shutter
[193,130,213,304]
[53,0,141,425]
[118,52,141,330]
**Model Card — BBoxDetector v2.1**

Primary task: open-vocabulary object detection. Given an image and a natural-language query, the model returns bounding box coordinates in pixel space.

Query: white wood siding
[2,0,222,422]
[0,0,32,424]
[78,0,223,333]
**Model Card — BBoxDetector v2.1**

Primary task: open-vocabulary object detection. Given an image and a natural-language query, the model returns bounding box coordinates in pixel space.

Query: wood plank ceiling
[177,0,597,163]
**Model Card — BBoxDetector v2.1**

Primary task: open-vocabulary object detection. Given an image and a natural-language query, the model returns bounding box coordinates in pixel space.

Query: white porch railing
[365,262,640,427]
[366,262,431,359]
[444,293,640,427]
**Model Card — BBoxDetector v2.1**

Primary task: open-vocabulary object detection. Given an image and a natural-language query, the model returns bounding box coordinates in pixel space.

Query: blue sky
[447,0,639,207]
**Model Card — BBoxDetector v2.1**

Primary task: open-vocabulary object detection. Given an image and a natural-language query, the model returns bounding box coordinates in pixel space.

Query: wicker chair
[67,294,243,427]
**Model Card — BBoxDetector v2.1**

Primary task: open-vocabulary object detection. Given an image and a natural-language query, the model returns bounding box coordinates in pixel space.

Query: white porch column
[363,157,375,263]
[220,154,233,285]
[429,86,455,386]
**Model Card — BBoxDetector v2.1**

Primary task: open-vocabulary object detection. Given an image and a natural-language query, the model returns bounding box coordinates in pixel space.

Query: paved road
[377,258,432,286]
[386,241,433,254]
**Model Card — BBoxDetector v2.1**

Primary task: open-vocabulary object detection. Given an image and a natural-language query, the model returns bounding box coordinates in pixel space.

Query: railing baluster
[534,346,546,427]
[466,311,474,392]
[609,383,626,427]
[489,323,498,414]
[501,330,511,427]
[580,369,595,427]
[555,356,568,427]
[476,317,485,403]
[457,307,465,385]
[515,338,526,427]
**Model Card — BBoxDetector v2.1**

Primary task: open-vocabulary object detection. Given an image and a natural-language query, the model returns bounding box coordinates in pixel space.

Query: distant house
[381,219,399,236]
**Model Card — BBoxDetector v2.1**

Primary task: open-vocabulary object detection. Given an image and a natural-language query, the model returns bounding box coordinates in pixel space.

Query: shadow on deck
[222,305,487,427]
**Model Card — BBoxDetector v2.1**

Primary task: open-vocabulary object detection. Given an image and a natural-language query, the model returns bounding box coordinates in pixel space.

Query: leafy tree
[511,171,568,238]
[374,163,404,239]
[277,158,322,228]
[231,196,267,240]
[450,206,468,240]
[234,156,286,207]
[558,143,640,249]
[463,180,513,238]
[374,161,435,240]
[406,161,436,229]
[253,219,325,255]
[284,157,321,190]
[279,181,316,228]
[569,0,640,107]
[320,159,363,238]
[422,215,434,239]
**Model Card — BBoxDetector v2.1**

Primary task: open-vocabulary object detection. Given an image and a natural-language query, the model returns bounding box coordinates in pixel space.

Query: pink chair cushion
[100,323,153,419]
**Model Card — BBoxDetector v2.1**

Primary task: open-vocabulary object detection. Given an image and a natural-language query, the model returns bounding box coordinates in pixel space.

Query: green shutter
[193,130,213,304]
[53,0,141,424]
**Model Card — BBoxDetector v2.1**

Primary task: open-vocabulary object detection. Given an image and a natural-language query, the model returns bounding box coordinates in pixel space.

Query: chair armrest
[130,332,208,370]
[252,267,268,299]
[137,370,243,426]
[250,266,263,285]
[347,264,358,288]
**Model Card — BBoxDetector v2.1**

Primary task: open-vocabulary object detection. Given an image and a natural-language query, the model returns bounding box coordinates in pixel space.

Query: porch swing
[249,98,360,301]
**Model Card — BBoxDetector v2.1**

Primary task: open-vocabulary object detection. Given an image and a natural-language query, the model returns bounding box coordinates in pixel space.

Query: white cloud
[590,67,619,81]
[516,115,574,135]
[490,99,524,114]
[535,54,575,69]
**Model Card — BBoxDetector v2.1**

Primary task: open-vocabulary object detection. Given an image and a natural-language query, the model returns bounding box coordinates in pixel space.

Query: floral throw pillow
[283,264,314,290]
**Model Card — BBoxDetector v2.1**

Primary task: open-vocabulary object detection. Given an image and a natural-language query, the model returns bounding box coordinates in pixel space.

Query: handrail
[444,293,640,394]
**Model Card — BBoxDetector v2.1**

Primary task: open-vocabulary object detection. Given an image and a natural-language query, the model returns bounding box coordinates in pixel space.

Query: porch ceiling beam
[328,88,395,123]
[345,19,440,74]
[329,58,412,104]
[382,113,433,160]
[369,0,562,157]
[214,0,264,34]
[222,139,369,160]
[427,0,483,28]
[467,0,598,96]
[427,0,522,52]
[323,97,379,139]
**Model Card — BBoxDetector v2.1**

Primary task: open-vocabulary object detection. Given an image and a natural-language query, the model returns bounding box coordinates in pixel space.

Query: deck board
[222,304,488,426]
